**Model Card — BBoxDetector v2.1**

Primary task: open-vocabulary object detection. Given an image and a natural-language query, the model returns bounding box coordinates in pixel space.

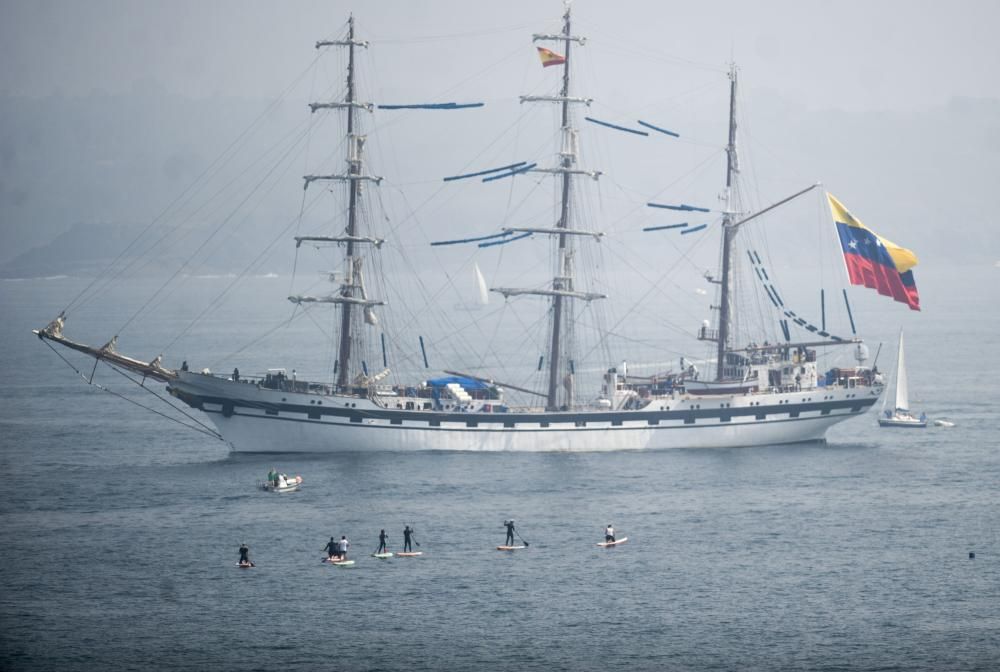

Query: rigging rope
[63,51,326,317]
[122,122,314,340]
[105,364,222,438]
[40,340,223,441]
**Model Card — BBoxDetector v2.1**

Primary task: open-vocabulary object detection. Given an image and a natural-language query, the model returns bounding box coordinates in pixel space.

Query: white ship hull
[170,372,881,453]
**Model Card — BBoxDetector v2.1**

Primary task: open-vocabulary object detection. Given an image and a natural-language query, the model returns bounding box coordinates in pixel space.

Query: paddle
[514,528,530,548]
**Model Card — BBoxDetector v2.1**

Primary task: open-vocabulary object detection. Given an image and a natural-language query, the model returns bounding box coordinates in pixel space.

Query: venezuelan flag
[828,193,920,311]
[536,46,566,68]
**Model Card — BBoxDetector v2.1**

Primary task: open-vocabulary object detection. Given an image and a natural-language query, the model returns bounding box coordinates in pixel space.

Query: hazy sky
[1,0,997,382]
[1,0,998,270]
[2,0,998,109]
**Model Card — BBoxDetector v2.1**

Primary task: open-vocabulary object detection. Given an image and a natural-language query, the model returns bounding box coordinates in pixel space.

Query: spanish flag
[536,46,566,68]
[828,193,920,311]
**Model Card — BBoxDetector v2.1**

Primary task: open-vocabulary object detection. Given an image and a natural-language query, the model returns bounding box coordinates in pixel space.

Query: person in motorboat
[377,529,388,554]
[403,525,416,552]
[324,536,338,561]
[277,473,288,488]
[267,467,278,486]
[503,520,516,547]
[605,524,615,544]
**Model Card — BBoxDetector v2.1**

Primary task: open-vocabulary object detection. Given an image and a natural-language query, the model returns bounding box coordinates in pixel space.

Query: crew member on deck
[403,525,415,552]
[377,529,388,554]
[605,524,615,543]
[503,520,516,546]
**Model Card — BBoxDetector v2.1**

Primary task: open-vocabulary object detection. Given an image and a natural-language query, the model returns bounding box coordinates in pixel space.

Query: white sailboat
[34,9,888,453]
[474,263,489,307]
[878,331,926,428]
[454,263,489,312]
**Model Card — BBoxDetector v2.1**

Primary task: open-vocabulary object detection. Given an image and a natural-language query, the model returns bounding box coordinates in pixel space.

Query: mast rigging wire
[62,52,326,317]
[40,339,223,441]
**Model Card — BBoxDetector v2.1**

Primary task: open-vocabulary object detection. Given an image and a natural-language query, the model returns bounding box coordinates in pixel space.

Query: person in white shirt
[337,535,350,560]
[605,524,615,543]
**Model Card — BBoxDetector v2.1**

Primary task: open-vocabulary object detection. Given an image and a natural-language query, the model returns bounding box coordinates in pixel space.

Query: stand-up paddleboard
[496,545,527,551]
[396,551,423,557]
[237,562,256,568]
[597,537,628,547]
[322,557,355,567]
[372,552,394,559]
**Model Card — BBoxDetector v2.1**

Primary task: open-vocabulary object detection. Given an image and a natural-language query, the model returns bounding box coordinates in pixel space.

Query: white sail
[474,263,489,305]
[894,330,909,412]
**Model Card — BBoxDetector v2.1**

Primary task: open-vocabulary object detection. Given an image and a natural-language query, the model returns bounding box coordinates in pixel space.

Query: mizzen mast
[715,64,739,381]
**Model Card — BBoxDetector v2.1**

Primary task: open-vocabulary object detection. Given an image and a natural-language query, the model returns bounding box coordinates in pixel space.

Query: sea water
[1,269,998,671]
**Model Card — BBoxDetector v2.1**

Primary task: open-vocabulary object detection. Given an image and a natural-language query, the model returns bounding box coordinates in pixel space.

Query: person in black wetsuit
[324,536,338,560]
[377,529,388,554]
[503,520,516,546]
[403,525,415,552]
[238,543,250,565]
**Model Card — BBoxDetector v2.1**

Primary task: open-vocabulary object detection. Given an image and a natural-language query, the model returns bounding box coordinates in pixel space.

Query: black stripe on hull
[186,394,878,430]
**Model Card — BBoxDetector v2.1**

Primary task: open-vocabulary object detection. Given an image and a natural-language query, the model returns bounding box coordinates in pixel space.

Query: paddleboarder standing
[324,536,338,560]
[605,524,615,544]
[238,542,251,566]
[337,535,350,560]
[503,520,516,546]
[403,525,416,552]
[377,529,388,554]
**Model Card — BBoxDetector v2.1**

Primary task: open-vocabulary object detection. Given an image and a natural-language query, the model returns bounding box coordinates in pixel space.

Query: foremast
[498,6,605,411]
[291,16,385,391]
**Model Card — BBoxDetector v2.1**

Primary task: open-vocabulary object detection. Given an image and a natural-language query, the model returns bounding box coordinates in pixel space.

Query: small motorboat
[259,473,303,493]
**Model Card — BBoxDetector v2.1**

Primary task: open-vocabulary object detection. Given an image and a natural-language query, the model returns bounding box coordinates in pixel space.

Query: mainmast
[498,6,605,411]
[715,64,739,381]
[291,16,384,391]
[546,9,576,411]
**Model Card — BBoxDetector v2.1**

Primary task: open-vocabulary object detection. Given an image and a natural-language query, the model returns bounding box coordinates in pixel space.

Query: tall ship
[35,9,903,453]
